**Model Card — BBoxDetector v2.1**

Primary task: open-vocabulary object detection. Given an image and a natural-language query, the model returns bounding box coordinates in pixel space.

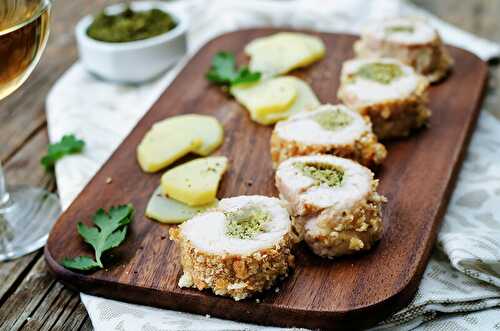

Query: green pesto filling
[384,25,415,34]
[294,162,344,188]
[350,62,404,85]
[225,206,270,240]
[313,109,353,131]
[87,7,176,43]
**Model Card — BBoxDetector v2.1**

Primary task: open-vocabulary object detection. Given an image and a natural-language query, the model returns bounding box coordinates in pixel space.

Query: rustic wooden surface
[0,0,499,330]
[43,29,487,329]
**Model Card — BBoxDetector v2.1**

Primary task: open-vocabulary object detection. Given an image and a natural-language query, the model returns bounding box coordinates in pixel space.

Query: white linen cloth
[46,0,500,330]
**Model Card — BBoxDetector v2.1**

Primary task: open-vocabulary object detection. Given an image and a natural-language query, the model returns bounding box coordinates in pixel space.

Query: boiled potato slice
[264,77,320,123]
[230,77,298,120]
[137,132,201,173]
[232,76,319,125]
[245,32,326,77]
[153,114,224,156]
[137,114,223,173]
[145,187,217,224]
[161,156,228,206]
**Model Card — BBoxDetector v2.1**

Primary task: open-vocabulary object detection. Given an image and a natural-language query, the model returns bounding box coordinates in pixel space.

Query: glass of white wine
[0,0,61,261]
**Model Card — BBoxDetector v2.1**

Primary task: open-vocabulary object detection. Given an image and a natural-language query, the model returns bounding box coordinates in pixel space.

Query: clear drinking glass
[0,0,61,261]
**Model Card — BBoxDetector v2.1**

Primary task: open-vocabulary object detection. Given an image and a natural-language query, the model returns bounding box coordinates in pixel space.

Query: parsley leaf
[206,51,261,87]
[206,52,238,84]
[232,67,261,85]
[61,204,134,271]
[61,256,101,270]
[41,134,85,171]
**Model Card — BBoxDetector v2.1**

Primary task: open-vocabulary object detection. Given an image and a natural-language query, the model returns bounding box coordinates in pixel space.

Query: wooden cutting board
[44,29,488,330]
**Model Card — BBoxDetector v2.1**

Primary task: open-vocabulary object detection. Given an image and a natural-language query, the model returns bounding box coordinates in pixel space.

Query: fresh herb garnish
[41,134,85,171]
[61,204,134,271]
[61,256,102,271]
[206,52,261,87]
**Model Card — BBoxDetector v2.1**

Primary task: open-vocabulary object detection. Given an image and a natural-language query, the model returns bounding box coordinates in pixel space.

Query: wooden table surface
[0,0,498,330]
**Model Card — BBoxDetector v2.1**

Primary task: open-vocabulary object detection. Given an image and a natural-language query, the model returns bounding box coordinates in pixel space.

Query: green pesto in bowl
[87,6,177,43]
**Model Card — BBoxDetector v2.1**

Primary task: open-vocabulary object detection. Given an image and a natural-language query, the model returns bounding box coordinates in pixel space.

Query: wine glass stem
[0,163,12,252]
[0,163,10,208]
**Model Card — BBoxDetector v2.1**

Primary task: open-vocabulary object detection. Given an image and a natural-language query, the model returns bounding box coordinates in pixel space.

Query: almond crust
[169,228,295,301]
[270,126,387,168]
[300,181,385,258]
[338,76,431,140]
[353,35,453,83]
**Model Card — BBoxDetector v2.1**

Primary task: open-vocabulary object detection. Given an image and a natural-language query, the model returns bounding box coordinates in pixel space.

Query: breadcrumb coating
[354,28,453,83]
[338,68,430,140]
[271,128,387,168]
[170,228,295,301]
[301,180,385,258]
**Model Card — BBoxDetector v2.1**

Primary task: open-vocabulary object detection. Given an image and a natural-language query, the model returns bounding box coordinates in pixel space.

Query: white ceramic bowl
[75,1,188,83]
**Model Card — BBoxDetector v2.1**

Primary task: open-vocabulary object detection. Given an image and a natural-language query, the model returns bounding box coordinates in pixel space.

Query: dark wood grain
[0,129,55,309]
[0,130,83,331]
[43,29,488,330]
[0,1,122,326]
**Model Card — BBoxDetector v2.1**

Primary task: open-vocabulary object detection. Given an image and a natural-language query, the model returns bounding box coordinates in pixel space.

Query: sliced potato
[264,77,320,123]
[145,186,217,224]
[231,77,298,121]
[137,132,201,173]
[137,114,223,173]
[232,76,319,125]
[245,32,326,77]
[161,156,228,206]
[153,114,224,156]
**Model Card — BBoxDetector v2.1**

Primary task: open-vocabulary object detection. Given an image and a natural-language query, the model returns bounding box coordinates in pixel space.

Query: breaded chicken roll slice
[271,104,387,168]
[354,17,453,82]
[338,58,430,140]
[275,155,385,258]
[169,195,295,301]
